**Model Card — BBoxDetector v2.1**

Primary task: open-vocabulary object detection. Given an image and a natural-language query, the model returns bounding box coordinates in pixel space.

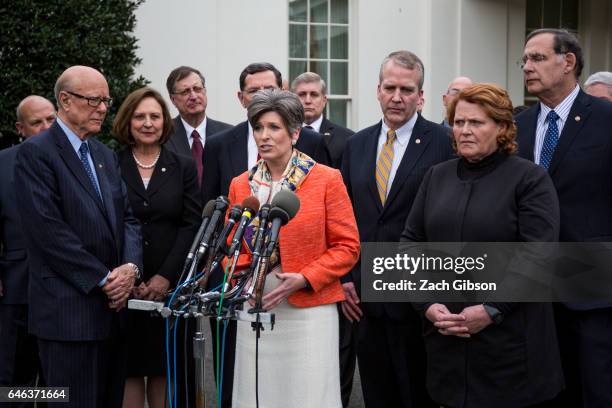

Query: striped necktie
[375,129,396,205]
[539,110,559,170]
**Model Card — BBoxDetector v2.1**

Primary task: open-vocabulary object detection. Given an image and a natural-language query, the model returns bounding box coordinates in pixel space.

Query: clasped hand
[425,303,493,338]
[260,271,308,311]
[133,274,170,302]
[102,263,137,310]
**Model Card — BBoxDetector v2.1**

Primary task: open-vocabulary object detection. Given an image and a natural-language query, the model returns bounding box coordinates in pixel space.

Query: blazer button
[144,240,150,246]
[143,201,149,207]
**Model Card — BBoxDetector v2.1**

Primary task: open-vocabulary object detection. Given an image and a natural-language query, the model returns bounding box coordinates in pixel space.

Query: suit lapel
[146,148,177,197]
[120,150,148,201]
[54,127,107,215]
[319,118,334,145]
[517,106,539,161]
[89,141,118,238]
[384,115,431,210]
[171,117,192,156]
[548,91,591,175]
[230,121,249,175]
[362,122,383,212]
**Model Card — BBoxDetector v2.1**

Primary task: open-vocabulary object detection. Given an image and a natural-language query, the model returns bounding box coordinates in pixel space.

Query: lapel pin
[98,164,103,168]
[161,167,166,172]
[324,132,331,136]
[575,116,581,122]
[415,138,421,144]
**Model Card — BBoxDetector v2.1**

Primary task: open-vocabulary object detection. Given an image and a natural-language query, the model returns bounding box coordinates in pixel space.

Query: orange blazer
[228,163,360,308]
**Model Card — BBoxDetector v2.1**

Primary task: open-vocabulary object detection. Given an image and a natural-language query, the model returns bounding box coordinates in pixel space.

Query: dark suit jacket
[202,120,332,202]
[165,116,232,159]
[401,155,564,408]
[14,122,142,341]
[319,117,354,169]
[0,146,29,304]
[118,147,201,285]
[516,90,612,310]
[341,115,454,320]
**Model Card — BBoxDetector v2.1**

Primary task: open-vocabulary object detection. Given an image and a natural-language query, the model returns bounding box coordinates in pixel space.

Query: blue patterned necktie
[79,142,102,201]
[539,110,560,169]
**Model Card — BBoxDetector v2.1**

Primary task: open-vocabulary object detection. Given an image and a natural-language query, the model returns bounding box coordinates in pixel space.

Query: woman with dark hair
[113,87,201,408]
[401,83,564,407]
[229,89,360,408]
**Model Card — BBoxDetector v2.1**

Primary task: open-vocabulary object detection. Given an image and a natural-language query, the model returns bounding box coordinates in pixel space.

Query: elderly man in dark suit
[202,62,331,203]
[516,28,612,408]
[0,95,55,405]
[164,66,231,189]
[341,50,453,408]
[291,71,354,170]
[14,66,142,408]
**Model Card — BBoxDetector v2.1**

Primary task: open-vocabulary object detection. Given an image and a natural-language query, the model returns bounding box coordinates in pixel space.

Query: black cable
[255,315,261,408]
[184,312,190,408]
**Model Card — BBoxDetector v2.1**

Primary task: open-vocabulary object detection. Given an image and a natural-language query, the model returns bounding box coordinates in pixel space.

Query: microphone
[187,196,229,280]
[210,204,243,260]
[185,200,216,266]
[178,200,216,284]
[248,204,271,272]
[265,190,300,255]
[228,196,261,255]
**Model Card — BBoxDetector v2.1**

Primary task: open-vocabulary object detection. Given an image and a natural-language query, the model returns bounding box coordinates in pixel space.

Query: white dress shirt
[181,116,208,148]
[377,112,418,197]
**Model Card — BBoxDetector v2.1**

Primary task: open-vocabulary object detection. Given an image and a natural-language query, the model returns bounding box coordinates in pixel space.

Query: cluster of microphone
[167,190,301,320]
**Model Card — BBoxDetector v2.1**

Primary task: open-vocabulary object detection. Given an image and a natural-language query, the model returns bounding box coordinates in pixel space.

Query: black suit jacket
[118,147,201,285]
[516,90,612,310]
[0,146,29,304]
[341,115,454,320]
[202,120,332,202]
[14,122,142,341]
[319,117,354,169]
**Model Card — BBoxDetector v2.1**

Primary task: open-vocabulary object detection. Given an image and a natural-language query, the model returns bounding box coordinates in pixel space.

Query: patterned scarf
[243,149,315,267]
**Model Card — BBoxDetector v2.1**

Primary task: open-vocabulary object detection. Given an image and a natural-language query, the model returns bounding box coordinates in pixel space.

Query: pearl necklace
[132,150,161,169]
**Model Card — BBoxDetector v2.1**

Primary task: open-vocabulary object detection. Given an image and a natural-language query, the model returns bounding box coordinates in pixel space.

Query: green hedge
[0,0,148,149]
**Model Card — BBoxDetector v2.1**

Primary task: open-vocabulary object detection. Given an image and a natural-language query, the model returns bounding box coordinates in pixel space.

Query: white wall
[134,0,287,125]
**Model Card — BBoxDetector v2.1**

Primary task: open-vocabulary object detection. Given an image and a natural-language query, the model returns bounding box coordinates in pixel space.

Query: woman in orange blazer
[229,89,360,408]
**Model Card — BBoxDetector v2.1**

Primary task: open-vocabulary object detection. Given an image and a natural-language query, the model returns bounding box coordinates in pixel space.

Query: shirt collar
[56,117,88,153]
[381,111,418,146]
[538,84,580,124]
[181,116,207,139]
[304,115,324,133]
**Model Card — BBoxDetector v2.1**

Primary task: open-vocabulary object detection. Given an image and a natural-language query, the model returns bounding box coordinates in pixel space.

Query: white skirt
[232,270,341,408]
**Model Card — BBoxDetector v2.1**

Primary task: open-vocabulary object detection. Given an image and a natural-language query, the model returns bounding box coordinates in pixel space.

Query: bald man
[0,95,55,403]
[14,66,142,408]
[15,95,56,139]
[441,76,473,127]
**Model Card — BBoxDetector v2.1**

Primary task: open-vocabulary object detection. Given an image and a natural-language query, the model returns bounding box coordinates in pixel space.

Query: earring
[292,140,296,146]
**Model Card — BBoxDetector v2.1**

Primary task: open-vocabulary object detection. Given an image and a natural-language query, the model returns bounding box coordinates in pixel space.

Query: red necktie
[191,130,204,186]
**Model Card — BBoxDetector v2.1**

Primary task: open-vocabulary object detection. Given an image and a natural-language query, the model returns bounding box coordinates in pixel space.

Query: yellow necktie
[376,129,396,205]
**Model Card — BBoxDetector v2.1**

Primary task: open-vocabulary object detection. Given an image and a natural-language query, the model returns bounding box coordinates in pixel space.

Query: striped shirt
[533,84,580,165]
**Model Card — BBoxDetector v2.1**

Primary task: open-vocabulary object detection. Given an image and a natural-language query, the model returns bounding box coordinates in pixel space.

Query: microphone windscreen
[241,196,261,214]
[228,205,243,221]
[203,200,216,217]
[270,190,300,219]
[215,195,230,210]
[268,206,291,225]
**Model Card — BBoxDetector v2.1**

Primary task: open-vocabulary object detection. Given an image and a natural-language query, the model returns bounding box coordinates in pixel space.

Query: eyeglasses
[173,85,205,97]
[244,86,277,96]
[66,91,113,107]
[519,52,567,69]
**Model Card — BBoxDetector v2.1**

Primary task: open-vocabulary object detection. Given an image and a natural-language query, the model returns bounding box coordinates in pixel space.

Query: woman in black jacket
[114,87,201,408]
[401,83,563,408]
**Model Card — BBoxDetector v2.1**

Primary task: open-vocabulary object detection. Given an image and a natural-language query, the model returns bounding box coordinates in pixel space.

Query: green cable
[216,259,232,407]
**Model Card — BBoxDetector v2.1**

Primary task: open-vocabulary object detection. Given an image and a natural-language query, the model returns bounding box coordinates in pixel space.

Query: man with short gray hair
[584,71,612,101]
[341,50,453,408]
[292,72,354,169]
